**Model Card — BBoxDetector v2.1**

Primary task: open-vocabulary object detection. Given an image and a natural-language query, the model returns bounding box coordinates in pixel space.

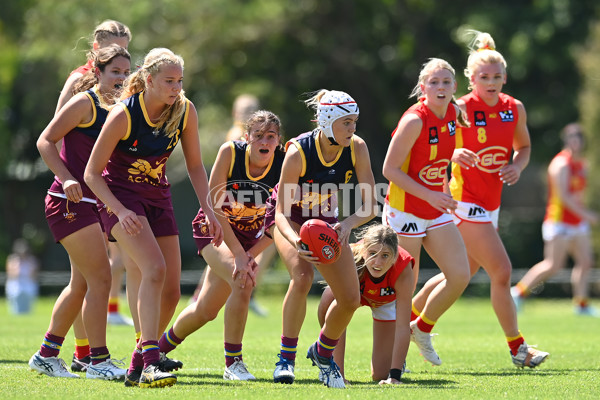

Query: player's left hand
[499,164,521,186]
[332,221,351,246]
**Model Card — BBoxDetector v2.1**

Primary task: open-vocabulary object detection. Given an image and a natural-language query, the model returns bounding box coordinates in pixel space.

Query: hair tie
[477,44,495,52]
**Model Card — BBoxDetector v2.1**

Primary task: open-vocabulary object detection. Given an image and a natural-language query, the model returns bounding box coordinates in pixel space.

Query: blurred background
[1,0,599,297]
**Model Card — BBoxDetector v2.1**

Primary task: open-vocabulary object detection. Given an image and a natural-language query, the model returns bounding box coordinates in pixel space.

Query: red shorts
[45,194,102,243]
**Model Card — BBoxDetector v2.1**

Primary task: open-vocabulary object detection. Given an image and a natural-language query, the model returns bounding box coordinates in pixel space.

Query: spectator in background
[5,238,39,315]
[225,94,261,141]
[512,123,599,317]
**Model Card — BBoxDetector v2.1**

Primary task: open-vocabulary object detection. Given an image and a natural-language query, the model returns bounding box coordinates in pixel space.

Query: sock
[411,303,421,322]
[90,346,110,365]
[135,331,142,345]
[108,297,119,314]
[74,337,90,359]
[573,297,589,309]
[141,340,160,368]
[40,332,64,358]
[224,342,243,367]
[159,327,184,354]
[415,314,436,333]
[316,331,338,359]
[514,282,529,297]
[128,348,144,374]
[280,336,298,361]
[507,332,525,356]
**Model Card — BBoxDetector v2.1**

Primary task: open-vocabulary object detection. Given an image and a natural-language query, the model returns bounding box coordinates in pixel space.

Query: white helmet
[317,90,359,145]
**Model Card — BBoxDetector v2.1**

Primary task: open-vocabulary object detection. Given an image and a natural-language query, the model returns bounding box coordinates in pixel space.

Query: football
[299,219,341,264]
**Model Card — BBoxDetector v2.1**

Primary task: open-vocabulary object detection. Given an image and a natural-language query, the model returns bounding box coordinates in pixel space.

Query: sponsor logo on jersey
[500,110,514,122]
[474,111,486,126]
[448,120,456,136]
[429,127,439,144]
[475,146,508,173]
[418,159,451,186]
[380,287,395,296]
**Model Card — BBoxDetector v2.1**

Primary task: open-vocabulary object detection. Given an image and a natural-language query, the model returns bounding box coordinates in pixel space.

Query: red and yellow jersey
[70,59,93,77]
[386,100,457,219]
[360,246,413,309]
[449,92,518,210]
[544,150,586,225]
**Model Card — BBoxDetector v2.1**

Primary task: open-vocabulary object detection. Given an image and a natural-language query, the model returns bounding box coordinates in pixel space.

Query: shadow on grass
[432,367,600,377]
[2,359,28,364]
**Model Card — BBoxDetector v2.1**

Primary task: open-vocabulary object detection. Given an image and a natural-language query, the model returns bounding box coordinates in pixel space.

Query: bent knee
[144,262,167,283]
[290,272,315,293]
[195,304,221,322]
[335,294,361,312]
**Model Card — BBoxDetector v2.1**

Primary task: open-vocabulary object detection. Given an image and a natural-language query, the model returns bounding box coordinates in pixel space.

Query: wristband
[389,368,402,381]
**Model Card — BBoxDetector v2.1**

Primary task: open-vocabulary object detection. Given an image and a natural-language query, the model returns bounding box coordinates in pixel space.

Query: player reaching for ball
[382,58,471,366]
[317,224,414,385]
[157,110,285,381]
[271,89,377,388]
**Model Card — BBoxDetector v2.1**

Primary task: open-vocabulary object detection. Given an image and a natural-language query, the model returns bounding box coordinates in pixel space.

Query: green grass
[1,294,599,399]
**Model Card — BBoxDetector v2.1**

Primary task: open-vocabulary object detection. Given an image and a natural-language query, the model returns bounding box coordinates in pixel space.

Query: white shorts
[542,220,590,242]
[371,301,396,322]
[452,201,499,229]
[383,204,453,237]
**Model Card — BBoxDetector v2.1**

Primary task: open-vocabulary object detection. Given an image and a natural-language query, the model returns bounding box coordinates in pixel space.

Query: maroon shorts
[98,196,178,241]
[45,194,102,243]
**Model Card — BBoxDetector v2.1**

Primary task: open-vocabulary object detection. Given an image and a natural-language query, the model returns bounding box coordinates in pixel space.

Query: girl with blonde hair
[85,48,223,388]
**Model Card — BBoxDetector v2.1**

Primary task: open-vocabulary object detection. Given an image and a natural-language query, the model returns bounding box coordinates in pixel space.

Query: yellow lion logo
[223,201,265,223]
[128,159,165,180]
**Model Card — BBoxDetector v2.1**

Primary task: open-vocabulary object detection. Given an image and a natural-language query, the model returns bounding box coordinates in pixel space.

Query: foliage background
[1,0,599,283]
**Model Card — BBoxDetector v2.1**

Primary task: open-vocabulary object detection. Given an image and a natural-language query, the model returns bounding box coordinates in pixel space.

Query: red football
[299,219,341,264]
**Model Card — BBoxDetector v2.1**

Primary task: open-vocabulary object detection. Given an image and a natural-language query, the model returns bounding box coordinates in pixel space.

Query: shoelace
[276,356,292,369]
[58,358,70,372]
[235,362,250,374]
[107,357,126,367]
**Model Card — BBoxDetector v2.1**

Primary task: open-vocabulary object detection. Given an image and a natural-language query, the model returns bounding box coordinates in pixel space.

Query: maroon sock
[316,331,338,359]
[159,327,183,354]
[280,335,298,361]
[40,332,64,358]
[224,342,243,367]
[128,348,143,374]
[141,340,160,368]
[90,346,110,365]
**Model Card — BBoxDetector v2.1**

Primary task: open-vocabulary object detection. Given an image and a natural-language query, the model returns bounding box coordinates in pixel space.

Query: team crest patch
[474,111,486,126]
[63,212,77,223]
[500,110,514,122]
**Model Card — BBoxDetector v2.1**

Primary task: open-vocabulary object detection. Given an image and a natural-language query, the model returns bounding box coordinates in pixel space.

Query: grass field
[1,294,599,399]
